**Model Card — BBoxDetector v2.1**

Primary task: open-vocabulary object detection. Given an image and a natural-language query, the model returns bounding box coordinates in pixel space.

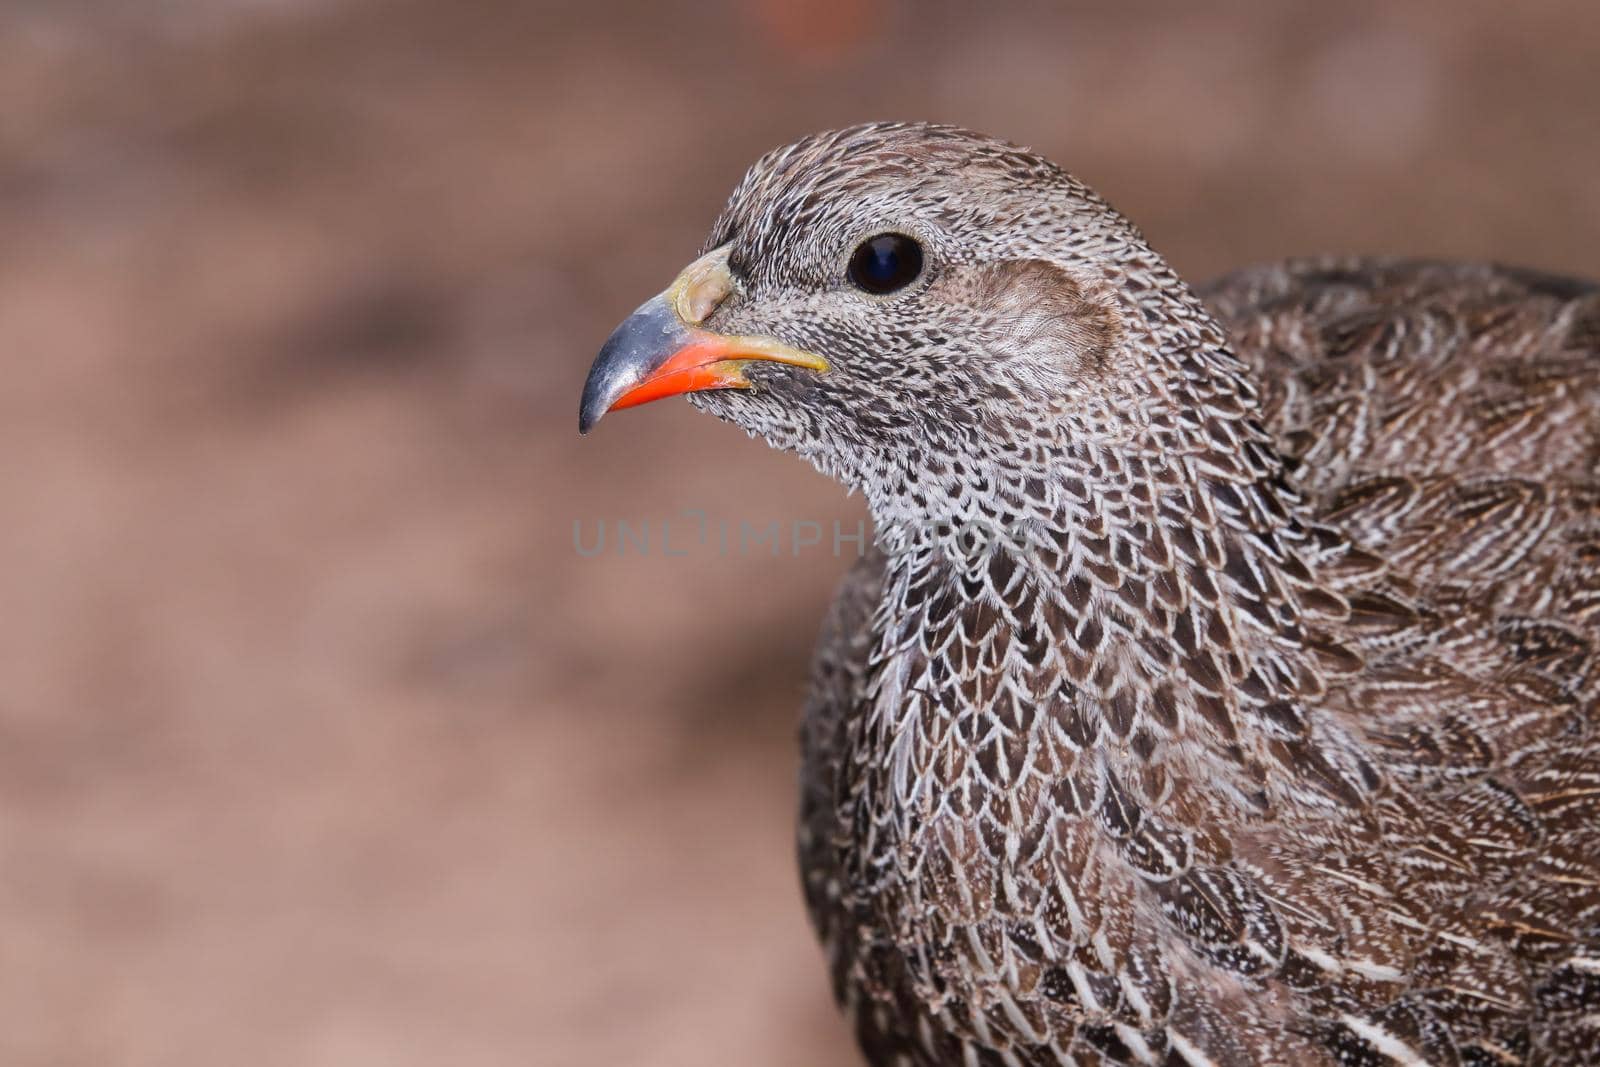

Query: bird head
[581,123,1208,522]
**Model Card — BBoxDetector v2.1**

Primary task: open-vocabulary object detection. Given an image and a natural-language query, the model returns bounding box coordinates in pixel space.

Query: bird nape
[578,123,1600,1067]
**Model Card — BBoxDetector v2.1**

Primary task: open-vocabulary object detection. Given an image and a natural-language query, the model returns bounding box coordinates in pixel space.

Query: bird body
[581,125,1600,1066]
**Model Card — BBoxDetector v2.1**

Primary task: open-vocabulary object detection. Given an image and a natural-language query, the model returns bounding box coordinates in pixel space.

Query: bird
[578,123,1600,1066]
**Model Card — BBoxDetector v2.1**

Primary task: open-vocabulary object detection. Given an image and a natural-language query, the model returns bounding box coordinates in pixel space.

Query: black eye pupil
[848,233,923,294]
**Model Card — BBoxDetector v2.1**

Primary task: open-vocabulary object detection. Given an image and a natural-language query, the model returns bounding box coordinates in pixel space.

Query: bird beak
[578,246,829,433]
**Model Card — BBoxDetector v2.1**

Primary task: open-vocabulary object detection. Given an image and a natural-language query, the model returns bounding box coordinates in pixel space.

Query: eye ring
[848,233,924,295]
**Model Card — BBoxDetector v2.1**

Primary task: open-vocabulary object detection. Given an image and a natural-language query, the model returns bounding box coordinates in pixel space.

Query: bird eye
[848,233,923,295]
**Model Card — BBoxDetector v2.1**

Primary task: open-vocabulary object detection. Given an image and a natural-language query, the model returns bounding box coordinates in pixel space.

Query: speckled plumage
[677,125,1600,1066]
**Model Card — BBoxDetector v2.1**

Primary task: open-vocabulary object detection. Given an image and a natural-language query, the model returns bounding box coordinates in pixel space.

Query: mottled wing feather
[1202,259,1600,1066]
[1202,258,1600,487]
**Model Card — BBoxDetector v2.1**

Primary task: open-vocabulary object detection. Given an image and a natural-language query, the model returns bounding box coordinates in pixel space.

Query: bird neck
[859,298,1373,813]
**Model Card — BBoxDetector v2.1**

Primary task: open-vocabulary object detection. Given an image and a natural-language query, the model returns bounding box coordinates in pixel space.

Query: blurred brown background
[1,1,1597,1064]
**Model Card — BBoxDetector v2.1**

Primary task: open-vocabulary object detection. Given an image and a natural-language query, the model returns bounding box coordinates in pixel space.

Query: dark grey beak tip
[577,293,687,437]
[577,404,600,435]
[577,376,602,434]
[577,352,621,435]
